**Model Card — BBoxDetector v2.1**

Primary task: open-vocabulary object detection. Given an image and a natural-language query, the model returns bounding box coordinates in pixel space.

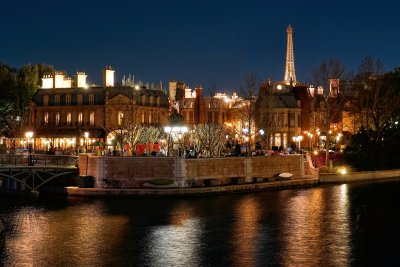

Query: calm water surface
[1,181,400,266]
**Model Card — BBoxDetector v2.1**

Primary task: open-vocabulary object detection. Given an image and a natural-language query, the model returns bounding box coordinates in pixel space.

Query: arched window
[89,94,95,105]
[78,112,83,125]
[66,95,72,106]
[66,112,72,125]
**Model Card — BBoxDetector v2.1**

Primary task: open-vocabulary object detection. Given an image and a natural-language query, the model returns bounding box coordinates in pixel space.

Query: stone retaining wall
[319,169,400,183]
[79,154,308,188]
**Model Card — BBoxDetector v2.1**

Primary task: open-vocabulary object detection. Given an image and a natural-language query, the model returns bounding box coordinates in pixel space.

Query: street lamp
[164,125,188,157]
[84,131,89,153]
[25,131,34,166]
[292,135,303,153]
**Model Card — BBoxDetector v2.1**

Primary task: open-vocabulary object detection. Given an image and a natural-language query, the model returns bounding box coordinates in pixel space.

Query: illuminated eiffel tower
[284,24,296,85]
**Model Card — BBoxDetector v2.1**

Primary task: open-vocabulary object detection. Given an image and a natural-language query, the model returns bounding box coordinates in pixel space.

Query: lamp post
[292,135,303,153]
[84,131,89,153]
[164,125,188,157]
[25,131,34,166]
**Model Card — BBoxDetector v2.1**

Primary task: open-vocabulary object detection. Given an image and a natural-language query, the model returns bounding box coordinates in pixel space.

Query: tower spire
[284,24,296,85]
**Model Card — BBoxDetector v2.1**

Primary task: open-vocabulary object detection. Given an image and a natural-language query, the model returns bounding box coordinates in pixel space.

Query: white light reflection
[232,195,262,267]
[147,205,202,266]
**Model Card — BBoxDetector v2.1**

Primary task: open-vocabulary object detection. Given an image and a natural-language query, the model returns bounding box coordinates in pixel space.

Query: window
[149,95,154,105]
[141,95,146,105]
[156,96,160,107]
[77,94,83,105]
[190,102,193,108]
[66,95,71,106]
[90,111,95,126]
[141,112,145,123]
[289,113,295,127]
[284,113,288,127]
[67,112,72,125]
[55,112,60,126]
[89,94,95,105]
[78,112,83,125]
[43,95,49,106]
[55,95,60,105]
[148,113,152,124]
[275,133,281,147]
[44,112,49,125]
[118,111,124,126]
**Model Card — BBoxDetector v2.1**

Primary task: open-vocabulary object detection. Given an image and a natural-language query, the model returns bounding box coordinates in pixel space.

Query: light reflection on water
[1,181,400,266]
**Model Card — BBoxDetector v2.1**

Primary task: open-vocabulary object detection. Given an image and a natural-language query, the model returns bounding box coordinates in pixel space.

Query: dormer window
[89,94,95,105]
[66,95,72,106]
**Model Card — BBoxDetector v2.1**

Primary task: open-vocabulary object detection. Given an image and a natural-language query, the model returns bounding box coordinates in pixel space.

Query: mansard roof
[32,86,169,107]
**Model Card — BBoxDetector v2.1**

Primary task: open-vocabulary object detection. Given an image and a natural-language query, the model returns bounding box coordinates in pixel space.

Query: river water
[1,181,400,266]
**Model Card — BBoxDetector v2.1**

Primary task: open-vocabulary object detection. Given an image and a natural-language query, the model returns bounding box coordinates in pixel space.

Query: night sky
[1,0,399,92]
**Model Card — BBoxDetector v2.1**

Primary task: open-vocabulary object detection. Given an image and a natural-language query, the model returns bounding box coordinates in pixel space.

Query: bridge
[0,154,79,194]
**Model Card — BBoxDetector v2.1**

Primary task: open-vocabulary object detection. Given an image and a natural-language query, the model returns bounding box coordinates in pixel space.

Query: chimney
[103,66,115,87]
[76,72,87,88]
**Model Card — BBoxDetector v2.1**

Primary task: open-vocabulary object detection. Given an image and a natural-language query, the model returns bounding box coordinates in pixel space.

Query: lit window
[55,112,60,126]
[67,112,72,125]
[118,111,124,126]
[142,95,146,105]
[149,113,152,124]
[44,112,49,125]
[149,95,154,105]
[78,112,83,125]
[90,111,95,126]
[141,112,145,123]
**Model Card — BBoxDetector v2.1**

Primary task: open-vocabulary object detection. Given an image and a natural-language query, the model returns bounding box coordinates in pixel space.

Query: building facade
[29,68,169,151]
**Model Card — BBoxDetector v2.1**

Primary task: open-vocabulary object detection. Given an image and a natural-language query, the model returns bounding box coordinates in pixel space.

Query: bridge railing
[0,154,78,167]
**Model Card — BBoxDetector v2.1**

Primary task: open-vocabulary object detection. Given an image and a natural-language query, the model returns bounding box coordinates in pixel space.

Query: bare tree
[349,56,386,132]
[237,72,258,155]
[192,124,226,157]
[310,58,350,163]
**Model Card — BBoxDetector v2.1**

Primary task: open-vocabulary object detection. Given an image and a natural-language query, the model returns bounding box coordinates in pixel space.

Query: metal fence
[0,154,78,167]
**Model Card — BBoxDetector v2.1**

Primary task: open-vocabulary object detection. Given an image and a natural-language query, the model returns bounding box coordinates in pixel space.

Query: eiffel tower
[284,25,296,85]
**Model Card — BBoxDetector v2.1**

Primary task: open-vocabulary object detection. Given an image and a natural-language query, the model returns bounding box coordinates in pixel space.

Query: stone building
[255,82,302,148]
[29,68,169,151]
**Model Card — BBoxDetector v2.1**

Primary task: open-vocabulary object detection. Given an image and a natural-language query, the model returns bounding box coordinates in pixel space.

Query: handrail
[0,154,78,167]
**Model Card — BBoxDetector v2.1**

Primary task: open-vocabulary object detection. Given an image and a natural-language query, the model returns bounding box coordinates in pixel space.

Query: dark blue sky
[1,0,399,91]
